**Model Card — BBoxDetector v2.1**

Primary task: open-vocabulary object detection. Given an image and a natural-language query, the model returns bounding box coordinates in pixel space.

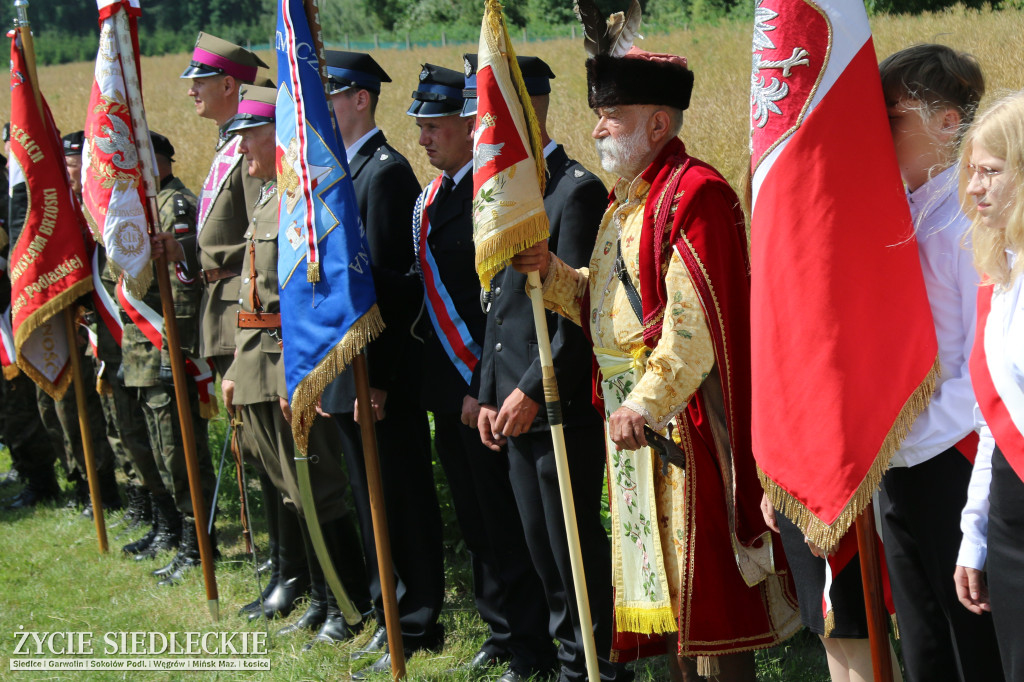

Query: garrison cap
[180,32,268,84]
[225,85,277,133]
[149,131,175,162]
[407,64,465,118]
[325,51,391,96]
[62,131,85,156]
[461,54,555,116]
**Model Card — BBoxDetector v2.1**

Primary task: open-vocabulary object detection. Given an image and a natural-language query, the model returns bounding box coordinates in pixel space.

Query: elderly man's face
[238,124,277,181]
[592,105,652,179]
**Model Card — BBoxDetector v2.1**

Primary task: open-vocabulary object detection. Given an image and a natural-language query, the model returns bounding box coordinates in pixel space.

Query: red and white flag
[82,0,152,297]
[749,0,937,551]
[7,28,93,399]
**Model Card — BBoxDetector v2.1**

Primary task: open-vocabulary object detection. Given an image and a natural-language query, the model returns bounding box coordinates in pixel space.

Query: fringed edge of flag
[475,212,549,288]
[13,277,93,400]
[3,364,20,380]
[115,262,154,301]
[696,656,720,679]
[290,303,385,453]
[758,355,939,554]
[614,604,677,636]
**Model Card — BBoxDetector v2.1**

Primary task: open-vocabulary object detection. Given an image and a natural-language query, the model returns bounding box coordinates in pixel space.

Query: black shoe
[156,517,217,586]
[301,612,358,650]
[447,648,506,675]
[239,572,279,619]
[497,668,530,682]
[134,496,180,561]
[351,626,388,660]
[352,652,394,680]
[6,485,58,510]
[122,524,157,556]
[277,599,327,636]
[0,468,20,489]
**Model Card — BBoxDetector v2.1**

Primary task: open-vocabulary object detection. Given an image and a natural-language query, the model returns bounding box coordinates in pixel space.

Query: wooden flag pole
[63,308,109,553]
[855,503,894,682]
[527,271,600,682]
[14,0,108,554]
[109,8,219,621]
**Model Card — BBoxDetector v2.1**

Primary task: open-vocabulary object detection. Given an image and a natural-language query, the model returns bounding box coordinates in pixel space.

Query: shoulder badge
[464,56,473,77]
[379,153,389,161]
[172,193,189,217]
[574,168,584,178]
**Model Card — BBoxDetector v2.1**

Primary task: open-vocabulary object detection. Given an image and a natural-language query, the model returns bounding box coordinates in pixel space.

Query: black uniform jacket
[476,145,607,430]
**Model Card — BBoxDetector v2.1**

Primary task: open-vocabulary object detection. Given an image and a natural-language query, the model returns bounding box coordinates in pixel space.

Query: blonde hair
[960,90,1024,288]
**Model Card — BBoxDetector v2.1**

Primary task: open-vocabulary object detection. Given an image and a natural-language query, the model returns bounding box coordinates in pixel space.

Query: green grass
[0,434,831,681]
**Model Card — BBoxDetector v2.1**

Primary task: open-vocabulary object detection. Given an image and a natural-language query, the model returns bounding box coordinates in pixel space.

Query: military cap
[461,54,555,117]
[325,51,391,96]
[62,130,85,156]
[225,85,277,133]
[149,131,175,162]
[180,32,268,84]
[407,64,465,118]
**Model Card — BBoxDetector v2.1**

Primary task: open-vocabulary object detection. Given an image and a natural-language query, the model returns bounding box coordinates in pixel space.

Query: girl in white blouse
[955,89,1024,679]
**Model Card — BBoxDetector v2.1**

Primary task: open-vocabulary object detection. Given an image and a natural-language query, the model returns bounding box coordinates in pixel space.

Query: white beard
[595,123,649,179]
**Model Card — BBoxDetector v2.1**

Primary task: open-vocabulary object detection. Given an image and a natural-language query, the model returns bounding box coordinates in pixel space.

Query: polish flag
[749,0,937,552]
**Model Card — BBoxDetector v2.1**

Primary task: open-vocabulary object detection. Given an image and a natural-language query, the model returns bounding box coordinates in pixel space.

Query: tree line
[1,0,1009,66]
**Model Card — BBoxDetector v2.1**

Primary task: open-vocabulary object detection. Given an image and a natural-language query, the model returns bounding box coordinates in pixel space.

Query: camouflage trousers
[99,366,167,496]
[138,380,214,517]
[236,400,350,522]
[35,379,114,481]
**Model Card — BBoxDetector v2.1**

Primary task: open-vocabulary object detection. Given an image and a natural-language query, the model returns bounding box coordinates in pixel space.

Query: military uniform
[122,175,213,518]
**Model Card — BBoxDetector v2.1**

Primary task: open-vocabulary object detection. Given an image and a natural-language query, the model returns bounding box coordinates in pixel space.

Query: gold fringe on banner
[290,304,384,454]
[306,261,320,284]
[121,267,154,301]
[3,364,20,380]
[13,278,93,401]
[758,356,939,554]
[475,212,549,289]
[696,656,720,678]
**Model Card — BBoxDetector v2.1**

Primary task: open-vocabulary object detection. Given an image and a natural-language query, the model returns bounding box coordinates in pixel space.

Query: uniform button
[495,286,502,296]
[243,277,250,284]
[265,233,272,238]
[495,343,502,352]
[496,317,503,325]
[238,298,244,304]
[605,289,611,295]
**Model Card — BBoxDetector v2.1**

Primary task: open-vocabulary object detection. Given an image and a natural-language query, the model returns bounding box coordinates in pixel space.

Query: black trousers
[988,446,1024,682]
[879,447,1003,682]
[507,423,620,681]
[432,411,554,673]
[334,406,444,647]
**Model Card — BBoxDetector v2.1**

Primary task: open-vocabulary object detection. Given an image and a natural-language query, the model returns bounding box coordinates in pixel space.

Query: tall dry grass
[5,5,1024,197]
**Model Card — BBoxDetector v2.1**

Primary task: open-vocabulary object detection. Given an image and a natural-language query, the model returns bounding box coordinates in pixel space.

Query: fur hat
[586,47,693,111]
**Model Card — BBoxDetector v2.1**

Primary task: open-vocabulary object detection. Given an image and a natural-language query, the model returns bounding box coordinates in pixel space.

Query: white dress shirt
[891,165,980,467]
[958,254,1024,570]
[345,126,381,165]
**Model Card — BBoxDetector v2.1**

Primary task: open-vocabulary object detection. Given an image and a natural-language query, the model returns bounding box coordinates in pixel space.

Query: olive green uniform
[122,177,214,517]
[224,181,350,521]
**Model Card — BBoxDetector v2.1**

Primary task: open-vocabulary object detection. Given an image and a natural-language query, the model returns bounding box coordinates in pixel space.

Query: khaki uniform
[224,181,349,521]
[185,135,262,370]
[122,177,213,516]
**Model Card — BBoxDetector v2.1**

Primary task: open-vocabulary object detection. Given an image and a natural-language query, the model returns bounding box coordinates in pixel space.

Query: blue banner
[276,0,381,451]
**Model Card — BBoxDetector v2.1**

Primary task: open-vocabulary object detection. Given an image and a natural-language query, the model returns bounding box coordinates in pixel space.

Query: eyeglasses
[966,163,1004,189]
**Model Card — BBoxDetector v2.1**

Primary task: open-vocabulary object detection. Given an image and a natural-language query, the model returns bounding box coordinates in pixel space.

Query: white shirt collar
[447,160,473,187]
[543,139,557,159]
[345,126,381,164]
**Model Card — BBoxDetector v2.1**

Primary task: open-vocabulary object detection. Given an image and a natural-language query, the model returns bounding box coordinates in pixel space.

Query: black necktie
[428,175,454,222]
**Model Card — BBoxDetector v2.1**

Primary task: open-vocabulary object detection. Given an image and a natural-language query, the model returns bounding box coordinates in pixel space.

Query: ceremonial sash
[596,345,677,635]
[196,136,243,237]
[971,285,1024,480]
[115,278,217,418]
[90,249,124,347]
[416,176,481,385]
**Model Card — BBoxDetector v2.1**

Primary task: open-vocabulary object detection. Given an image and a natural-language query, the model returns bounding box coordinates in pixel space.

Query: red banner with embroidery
[749,0,937,552]
[115,278,218,419]
[7,29,93,399]
[82,0,152,297]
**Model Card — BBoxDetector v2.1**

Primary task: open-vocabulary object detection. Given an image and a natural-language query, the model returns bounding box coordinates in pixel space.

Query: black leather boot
[156,517,217,586]
[122,485,152,530]
[278,524,327,635]
[259,505,309,619]
[122,498,159,555]
[134,494,180,560]
[301,515,370,650]
[239,485,283,619]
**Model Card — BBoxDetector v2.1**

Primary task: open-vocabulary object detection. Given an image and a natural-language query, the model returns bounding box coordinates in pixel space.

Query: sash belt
[237,312,281,328]
[201,265,241,284]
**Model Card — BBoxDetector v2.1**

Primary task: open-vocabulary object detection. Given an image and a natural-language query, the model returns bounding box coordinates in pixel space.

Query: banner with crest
[748,0,937,552]
[276,0,382,452]
[82,0,152,297]
[7,29,93,398]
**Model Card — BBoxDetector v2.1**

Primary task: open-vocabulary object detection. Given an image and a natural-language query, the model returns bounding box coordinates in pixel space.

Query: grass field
[1,5,1018,680]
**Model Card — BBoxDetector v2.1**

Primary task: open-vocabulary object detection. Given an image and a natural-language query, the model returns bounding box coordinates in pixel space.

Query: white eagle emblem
[94,115,138,171]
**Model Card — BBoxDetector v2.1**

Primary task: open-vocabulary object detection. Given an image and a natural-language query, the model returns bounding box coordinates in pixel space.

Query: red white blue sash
[415,175,481,385]
[971,285,1024,479]
[197,135,243,237]
[115,277,217,418]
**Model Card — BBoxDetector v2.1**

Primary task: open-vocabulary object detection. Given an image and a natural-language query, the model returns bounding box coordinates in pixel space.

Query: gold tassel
[96,376,112,396]
[891,613,900,640]
[823,609,836,638]
[121,266,155,300]
[290,305,384,454]
[614,605,678,635]
[306,261,320,283]
[199,401,219,420]
[696,656,719,678]
[2,364,20,380]
[758,356,939,553]
[475,212,549,288]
